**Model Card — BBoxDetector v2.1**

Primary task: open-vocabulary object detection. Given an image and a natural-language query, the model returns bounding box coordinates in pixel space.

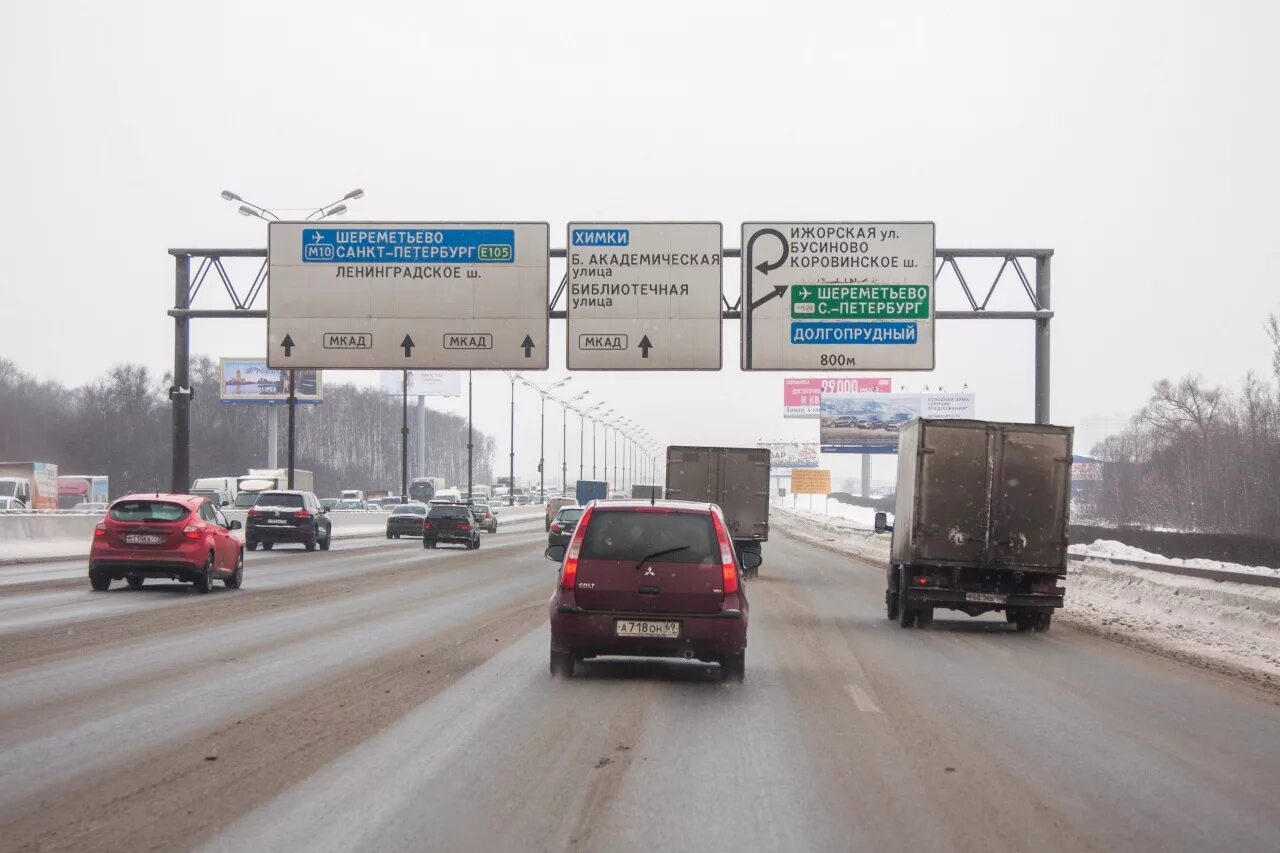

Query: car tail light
[423,521,434,530]
[560,506,594,590]
[296,509,313,520]
[183,524,203,540]
[711,512,739,595]
[634,507,672,513]
[459,522,471,531]
[248,508,262,518]
[94,523,106,537]
[550,523,561,533]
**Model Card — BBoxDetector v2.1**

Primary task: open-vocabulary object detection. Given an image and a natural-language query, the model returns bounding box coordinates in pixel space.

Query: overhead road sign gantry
[565,222,723,370]
[741,222,935,371]
[267,222,549,370]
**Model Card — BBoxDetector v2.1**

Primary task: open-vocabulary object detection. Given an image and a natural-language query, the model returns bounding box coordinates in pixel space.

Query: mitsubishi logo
[643,566,655,577]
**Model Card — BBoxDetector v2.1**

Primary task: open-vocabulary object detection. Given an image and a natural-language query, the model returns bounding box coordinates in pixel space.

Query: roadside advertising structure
[783,376,891,418]
[790,468,832,495]
[220,359,322,404]
[741,222,935,370]
[757,442,819,469]
[268,222,550,370]
[820,393,976,453]
[565,223,723,370]
[379,370,463,397]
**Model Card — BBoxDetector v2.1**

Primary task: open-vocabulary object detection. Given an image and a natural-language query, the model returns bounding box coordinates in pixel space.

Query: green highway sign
[790,283,930,319]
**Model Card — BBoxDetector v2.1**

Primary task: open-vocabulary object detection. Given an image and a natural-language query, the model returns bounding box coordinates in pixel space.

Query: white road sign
[267,222,549,370]
[741,222,935,371]
[566,222,722,370]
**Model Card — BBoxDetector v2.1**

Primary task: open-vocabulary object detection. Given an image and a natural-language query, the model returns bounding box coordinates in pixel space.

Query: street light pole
[503,371,517,507]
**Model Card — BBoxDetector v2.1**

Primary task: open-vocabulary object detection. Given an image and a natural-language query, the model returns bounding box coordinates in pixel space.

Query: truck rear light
[94,523,106,537]
[711,513,739,595]
[560,506,594,590]
[183,525,203,540]
[915,576,930,586]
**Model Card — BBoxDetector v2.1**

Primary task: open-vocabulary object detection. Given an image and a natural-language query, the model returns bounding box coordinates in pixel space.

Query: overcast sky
[2,0,1277,488]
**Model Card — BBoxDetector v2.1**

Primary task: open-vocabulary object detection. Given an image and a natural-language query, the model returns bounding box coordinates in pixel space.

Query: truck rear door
[717,449,771,542]
[914,422,992,565]
[992,427,1072,569]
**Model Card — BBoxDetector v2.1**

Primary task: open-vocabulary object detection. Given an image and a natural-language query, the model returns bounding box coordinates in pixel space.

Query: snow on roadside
[772,506,1280,688]
[1069,539,1280,578]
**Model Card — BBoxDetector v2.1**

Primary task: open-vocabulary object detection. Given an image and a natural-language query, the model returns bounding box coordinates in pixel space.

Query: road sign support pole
[400,371,408,502]
[603,425,609,492]
[861,454,872,499]
[416,394,427,483]
[579,411,585,485]
[1035,254,1052,424]
[267,407,278,468]
[561,403,568,495]
[538,393,546,503]
[467,372,474,501]
[170,254,191,494]
[287,370,297,490]
[508,376,515,507]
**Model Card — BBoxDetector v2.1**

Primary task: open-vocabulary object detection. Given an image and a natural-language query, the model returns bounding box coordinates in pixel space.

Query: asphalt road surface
[2,523,1278,852]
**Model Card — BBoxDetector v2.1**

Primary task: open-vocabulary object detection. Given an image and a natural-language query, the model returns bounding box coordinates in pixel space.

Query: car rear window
[428,505,469,519]
[579,511,718,564]
[392,505,427,516]
[258,493,304,508]
[109,500,190,523]
[558,508,583,522]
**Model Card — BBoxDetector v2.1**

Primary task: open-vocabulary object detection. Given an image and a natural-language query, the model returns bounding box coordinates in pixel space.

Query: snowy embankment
[772,504,1280,688]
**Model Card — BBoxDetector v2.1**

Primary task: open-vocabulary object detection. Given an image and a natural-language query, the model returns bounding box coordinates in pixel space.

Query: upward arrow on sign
[280,334,295,357]
[521,335,535,358]
[638,335,653,358]
[400,335,415,357]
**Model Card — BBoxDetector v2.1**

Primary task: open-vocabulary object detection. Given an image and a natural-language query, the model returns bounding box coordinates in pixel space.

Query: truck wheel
[1034,612,1052,632]
[898,604,916,629]
[915,608,934,629]
[886,567,901,620]
[1014,613,1035,632]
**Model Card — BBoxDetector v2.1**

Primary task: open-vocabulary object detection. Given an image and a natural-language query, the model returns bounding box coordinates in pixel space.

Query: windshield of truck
[257,493,304,509]
[109,500,190,523]
[579,510,717,564]
[0,480,17,498]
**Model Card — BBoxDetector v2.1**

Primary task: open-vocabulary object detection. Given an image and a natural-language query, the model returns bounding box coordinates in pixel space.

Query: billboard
[820,393,975,453]
[380,370,464,397]
[783,377,891,418]
[757,442,819,469]
[791,469,832,495]
[220,359,322,404]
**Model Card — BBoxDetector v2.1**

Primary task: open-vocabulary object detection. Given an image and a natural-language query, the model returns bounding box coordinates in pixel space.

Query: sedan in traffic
[546,505,583,548]
[545,500,759,681]
[386,502,428,538]
[88,493,244,593]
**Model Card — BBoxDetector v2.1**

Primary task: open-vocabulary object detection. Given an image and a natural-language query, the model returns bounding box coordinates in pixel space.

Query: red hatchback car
[89,493,244,593]
[545,500,759,681]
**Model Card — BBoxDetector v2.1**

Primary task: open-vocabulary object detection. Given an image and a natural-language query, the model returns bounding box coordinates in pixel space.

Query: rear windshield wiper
[635,546,691,570]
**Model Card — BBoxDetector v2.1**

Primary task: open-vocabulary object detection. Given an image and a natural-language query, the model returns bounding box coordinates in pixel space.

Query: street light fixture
[221,188,362,222]
[521,376,572,502]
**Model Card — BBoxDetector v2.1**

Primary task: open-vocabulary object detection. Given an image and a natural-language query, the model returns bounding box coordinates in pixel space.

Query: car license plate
[965,592,1007,604]
[615,619,679,639]
[125,534,164,545]
[268,519,288,525]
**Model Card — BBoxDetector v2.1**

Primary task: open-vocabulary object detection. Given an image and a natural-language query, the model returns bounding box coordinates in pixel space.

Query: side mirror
[874,512,893,534]
[740,550,763,571]
[321,507,329,514]
[545,544,566,563]
[229,519,242,530]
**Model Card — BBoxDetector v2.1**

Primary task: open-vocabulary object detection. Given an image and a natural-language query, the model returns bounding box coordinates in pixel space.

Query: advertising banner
[783,376,891,418]
[379,370,464,397]
[757,442,819,469]
[790,468,832,495]
[220,359,322,404]
[820,393,975,453]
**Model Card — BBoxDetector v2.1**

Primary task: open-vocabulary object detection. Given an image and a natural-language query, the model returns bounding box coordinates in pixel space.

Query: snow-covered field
[1070,539,1280,579]
[772,505,1280,688]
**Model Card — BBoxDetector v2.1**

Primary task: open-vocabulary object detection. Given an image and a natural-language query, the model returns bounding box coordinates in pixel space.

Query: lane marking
[845,683,882,713]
